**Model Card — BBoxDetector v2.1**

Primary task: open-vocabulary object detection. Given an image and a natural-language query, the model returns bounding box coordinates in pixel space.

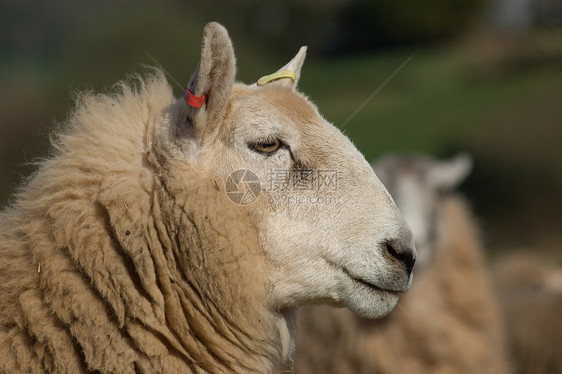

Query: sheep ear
[429,153,472,191]
[256,46,307,89]
[184,22,236,132]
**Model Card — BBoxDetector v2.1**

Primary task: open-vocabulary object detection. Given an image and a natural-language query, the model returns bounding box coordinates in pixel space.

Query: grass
[300,47,562,162]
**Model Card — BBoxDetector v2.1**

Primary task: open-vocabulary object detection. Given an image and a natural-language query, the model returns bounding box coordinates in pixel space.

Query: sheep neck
[148,170,290,373]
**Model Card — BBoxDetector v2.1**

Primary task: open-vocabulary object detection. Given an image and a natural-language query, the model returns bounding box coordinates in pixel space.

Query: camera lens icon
[225,169,261,205]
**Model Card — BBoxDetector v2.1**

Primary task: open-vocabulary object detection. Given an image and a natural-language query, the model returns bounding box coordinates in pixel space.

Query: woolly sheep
[494,252,562,294]
[493,252,562,374]
[0,23,416,373]
[294,153,510,374]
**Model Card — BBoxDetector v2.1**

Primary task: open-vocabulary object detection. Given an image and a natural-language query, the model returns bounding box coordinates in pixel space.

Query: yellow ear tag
[257,70,296,86]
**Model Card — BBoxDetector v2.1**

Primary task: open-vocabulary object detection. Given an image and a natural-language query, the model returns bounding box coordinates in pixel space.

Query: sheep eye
[251,139,281,154]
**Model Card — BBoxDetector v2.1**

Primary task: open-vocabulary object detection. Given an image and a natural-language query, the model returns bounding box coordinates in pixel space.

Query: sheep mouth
[343,268,398,296]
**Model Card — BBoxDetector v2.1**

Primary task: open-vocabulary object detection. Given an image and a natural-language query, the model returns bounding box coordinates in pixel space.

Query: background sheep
[493,252,562,374]
[294,153,510,374]
[0,22,416,373]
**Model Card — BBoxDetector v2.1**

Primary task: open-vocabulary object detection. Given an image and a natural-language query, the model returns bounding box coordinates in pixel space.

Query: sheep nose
[385,239,416,276]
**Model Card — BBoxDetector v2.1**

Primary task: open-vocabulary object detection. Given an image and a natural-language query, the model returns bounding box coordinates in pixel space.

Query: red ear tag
[183,88,205,108]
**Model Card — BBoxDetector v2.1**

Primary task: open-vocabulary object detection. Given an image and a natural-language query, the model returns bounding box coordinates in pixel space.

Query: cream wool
[0,73,278,373]
[493,253,562,374]
[0,23,416,373]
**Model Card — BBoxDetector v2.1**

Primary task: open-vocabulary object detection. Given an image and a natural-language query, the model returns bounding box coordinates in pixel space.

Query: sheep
[493,252,562,295]
[493,252,562,374]
[0,22,416,374]
[294,153,510,374]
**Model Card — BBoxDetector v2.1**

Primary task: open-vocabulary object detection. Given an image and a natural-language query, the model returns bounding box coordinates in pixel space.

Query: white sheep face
[373,154,472,270]
[162,23,416,320]
[219,87,415,318]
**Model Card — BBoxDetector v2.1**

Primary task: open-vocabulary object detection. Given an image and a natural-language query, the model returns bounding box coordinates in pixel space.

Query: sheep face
[162,23,415,320]
[373,154,472,270]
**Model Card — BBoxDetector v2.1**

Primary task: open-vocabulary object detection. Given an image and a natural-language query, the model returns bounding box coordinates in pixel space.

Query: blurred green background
[1,0,561,256]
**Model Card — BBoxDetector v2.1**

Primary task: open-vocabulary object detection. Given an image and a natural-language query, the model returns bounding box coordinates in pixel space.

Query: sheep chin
[342,281,401,319]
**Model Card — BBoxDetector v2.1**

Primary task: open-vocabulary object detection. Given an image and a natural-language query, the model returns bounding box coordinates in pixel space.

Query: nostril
[384,241,416,276]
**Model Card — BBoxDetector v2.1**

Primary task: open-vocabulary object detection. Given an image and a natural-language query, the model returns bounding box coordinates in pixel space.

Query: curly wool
[0,72,285,374]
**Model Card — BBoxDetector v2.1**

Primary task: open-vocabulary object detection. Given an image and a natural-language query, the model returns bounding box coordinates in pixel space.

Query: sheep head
[159,22,416,321]
[373,153,472,270]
